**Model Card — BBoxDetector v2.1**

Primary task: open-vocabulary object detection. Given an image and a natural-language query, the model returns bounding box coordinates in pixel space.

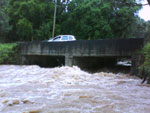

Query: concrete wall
[21,38,144,56]
[20,38,144,71]
[130,54,145,76]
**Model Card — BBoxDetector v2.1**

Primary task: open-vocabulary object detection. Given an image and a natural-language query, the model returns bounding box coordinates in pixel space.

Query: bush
[0,43,19,64]
[139,43,150,74]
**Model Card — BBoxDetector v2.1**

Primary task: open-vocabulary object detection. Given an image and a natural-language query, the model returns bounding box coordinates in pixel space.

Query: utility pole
[52,0,57,38]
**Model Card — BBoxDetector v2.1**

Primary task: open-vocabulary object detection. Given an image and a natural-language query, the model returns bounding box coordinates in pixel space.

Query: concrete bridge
[20,38,144,74]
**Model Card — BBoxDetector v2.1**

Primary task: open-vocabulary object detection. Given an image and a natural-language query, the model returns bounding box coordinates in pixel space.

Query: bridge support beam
[65,56,73,67]
[21,56,28,65]
[130,54,144,76]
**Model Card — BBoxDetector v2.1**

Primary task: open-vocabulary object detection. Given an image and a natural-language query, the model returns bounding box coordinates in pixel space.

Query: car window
[53,37,60,41]
[62,36,68,40]
[69,36,73,40]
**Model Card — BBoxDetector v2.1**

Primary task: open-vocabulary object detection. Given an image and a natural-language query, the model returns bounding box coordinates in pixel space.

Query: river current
[0,65,150,113]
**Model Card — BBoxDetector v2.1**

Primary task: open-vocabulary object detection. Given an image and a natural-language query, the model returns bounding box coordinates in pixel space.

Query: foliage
[4,0,144,41]
[0,43,18,64]
[138,21,150,75]
[145,21,150,42]
[0,0,11,42]
[61,0,141,39]
[131,18,147,38]
[7,0,55,41]
[139,43,150,75]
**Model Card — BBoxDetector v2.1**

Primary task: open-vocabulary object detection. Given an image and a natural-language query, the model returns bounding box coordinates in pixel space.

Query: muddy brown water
[0,65,150,113]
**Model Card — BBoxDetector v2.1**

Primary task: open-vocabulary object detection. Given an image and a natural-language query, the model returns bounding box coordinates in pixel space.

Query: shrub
[139,43,150,74]
[0,43,19,64]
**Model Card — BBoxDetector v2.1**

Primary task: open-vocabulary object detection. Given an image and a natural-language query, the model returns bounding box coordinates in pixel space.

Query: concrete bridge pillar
[130,54,144,76]
[65,55,73,67]
[21,56,28,65]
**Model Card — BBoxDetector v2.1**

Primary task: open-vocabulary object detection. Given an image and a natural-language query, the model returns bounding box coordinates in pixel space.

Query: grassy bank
[0,43,19,64]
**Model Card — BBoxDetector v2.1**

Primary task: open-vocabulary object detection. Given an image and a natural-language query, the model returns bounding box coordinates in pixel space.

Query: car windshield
[53,37,60,41]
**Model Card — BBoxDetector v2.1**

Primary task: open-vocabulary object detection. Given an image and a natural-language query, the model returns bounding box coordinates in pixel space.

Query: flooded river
[0,65,150,113]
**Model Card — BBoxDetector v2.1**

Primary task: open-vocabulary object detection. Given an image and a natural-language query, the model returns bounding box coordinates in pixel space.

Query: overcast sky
[138,0,150,21]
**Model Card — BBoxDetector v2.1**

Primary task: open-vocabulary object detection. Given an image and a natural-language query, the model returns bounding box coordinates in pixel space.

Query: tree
[0,0,11,42]
[131,17,147,38]
[6,0,143,41]
[7,0,55,41]
[145,21,150,42]
[59,0,141,40]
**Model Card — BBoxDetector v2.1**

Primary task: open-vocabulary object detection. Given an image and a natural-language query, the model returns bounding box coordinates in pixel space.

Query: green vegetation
[139,43,150,69]
[0,43,19,64]
[0,0,11,42]
[63,0,141,39]
[6,0,55,41]
[0,0,148,42]
[139,20,150,72]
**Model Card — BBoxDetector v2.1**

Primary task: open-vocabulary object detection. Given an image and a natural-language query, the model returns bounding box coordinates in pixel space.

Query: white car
[48,35,76,42]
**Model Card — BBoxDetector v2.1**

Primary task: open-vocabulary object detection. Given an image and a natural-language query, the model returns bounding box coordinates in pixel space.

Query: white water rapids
[0,65,150,113]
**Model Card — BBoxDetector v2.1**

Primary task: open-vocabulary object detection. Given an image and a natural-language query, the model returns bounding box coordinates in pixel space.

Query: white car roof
[57,35,75,37]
